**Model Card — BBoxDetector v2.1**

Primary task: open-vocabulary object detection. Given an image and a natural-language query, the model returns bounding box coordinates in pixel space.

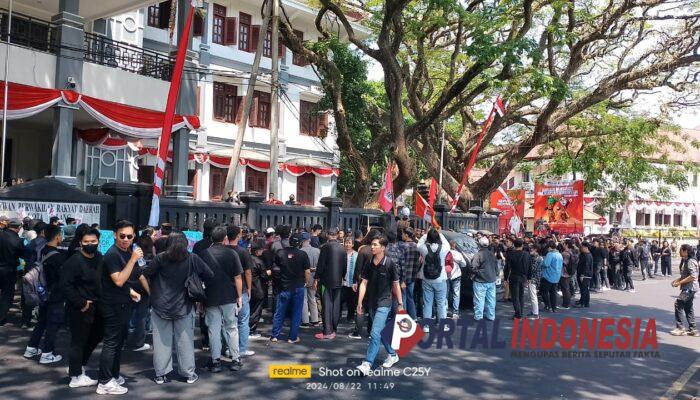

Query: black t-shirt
[41,245,68,303]
[229,245,253,291]
[201,244,243,307]
[101,245,138,304]
[361,255,400,310]
[60,252,103,310]
[274,247,310,291]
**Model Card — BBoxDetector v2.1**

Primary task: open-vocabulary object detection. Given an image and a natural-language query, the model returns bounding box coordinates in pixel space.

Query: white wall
[82,62,170,111]
[0,44,56,88]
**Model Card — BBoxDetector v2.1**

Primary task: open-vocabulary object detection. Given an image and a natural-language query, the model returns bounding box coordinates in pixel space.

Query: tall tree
[281,0,700,207]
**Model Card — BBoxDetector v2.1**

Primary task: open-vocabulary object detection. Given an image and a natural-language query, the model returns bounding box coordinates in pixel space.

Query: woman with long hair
[143,232,213,385]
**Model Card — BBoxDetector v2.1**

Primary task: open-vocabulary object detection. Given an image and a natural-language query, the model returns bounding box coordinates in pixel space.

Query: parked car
[442,230,504,309]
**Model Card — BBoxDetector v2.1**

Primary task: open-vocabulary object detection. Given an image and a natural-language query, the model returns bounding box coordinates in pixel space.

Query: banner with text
[534,180,584,235]
[0,200,101,225]
[489,189,525,236]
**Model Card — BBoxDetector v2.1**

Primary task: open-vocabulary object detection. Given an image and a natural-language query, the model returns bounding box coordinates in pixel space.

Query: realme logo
[268,364,312,379]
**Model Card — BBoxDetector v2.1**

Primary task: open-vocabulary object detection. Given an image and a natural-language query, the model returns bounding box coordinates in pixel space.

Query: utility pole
[224,0,271,193]
[438,123,445,204]
[268,0,280,198]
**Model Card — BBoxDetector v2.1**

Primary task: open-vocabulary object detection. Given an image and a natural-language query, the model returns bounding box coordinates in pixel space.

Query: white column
[198,162,210,201]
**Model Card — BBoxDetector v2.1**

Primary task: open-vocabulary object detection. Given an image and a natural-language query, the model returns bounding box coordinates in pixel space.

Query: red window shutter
[318,112,329,138]
[250,25,260,52]
[249,92,259,127]
[193,13,203,36]
[299,100,309,135]
[213,83,224,120]
[224,17,237,45]
[278,34,286,58]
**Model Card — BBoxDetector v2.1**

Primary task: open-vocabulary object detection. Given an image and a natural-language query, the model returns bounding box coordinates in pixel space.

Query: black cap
[328,227,339,235]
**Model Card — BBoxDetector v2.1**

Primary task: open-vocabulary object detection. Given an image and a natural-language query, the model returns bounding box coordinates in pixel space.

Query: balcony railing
[0,8,58,54]
[84,32,174,81]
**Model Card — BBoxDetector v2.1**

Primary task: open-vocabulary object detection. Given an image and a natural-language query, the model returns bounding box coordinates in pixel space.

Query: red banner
[533,180,585,236]
[489,188,525,236]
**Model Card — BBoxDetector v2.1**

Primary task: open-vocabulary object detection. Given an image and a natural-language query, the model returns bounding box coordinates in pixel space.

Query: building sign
[0,200,101,225]
[534,180,585,235]
[489,188,525,236]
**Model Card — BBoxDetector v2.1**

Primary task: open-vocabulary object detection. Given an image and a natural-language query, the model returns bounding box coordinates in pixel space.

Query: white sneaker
[629,289,636,293]
[423,325,430,333]
[67,366,86,376]
[241,350,255,357]
[382,354,399,368]
[23,346,41,358]
[133,343,151,352]
[115,376,125,386]
[69,374,98,388]
[39,352,63,364]
[356,361,372,376]
[96,379,128,395]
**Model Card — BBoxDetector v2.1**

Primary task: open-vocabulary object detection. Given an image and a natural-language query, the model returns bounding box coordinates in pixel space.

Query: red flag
[428,178,437,208]
[450,96,506,213]
[378,162,394,213]
[148,2,197,227]
[415,192,434,224]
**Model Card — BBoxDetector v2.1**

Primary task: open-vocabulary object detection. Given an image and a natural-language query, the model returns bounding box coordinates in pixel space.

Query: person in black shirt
[0,219,23,325]
[315,227,347,339]
[270,233,310,343]
[24,224,67,363]
[97,220,146,395]
[126,229,155,352]
[504,239,531,319]
[226,225,256,355]
[200,226,243,373]
[249,238,268,336]
[576,243,594,307]
[192,220,216,351]
[153,223,172,254]
[60,227,104,389]
[356,235,403,376]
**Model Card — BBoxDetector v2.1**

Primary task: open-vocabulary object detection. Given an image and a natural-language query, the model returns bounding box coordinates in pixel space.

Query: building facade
[0,0,365,206]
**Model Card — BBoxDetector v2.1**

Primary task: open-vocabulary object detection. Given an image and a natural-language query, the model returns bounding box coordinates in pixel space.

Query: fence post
[239,191,265,229]
[433,203,449,230]
[101,182,138,227]
[320,197,343,229]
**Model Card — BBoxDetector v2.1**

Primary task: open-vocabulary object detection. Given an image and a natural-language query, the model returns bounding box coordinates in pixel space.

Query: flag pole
[1,0,13,187]
[438,123,445,204]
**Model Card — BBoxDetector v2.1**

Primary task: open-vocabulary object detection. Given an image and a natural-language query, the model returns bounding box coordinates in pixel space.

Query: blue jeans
[473,281,496,320]
[403,282,417,320]
[365,306,395,365]
[237,292,250,352]
[271,287,305,341]
[127,299,149,349]
[423,279,447,320]
[448,277,461,314]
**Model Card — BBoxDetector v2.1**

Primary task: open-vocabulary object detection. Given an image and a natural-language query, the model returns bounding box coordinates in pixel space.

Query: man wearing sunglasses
[98,220,147,395]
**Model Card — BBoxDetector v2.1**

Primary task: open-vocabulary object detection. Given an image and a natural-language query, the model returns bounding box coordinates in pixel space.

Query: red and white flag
[415,192,434,224]
[428,178,438,208]
[148,1,197,227]
[378,162,394,213]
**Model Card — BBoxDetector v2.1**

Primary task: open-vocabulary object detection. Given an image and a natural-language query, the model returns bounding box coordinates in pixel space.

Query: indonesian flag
[378,162,394,213]
[416,192,435,225]
[148,1,197,227]
[494,96,506,117]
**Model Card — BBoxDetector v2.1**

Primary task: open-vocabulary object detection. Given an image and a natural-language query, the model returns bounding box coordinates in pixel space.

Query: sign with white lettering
[0,200,101,225]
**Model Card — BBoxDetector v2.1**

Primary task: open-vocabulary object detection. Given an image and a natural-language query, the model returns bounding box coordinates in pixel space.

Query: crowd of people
[0,214,697,395]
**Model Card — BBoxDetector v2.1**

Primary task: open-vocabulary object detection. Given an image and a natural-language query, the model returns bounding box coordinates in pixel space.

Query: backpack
[423,244,442,280]
[22,250,59,307]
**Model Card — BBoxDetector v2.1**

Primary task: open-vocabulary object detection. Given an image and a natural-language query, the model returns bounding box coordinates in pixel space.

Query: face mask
[82,244,99,255]
[430,243,439,253]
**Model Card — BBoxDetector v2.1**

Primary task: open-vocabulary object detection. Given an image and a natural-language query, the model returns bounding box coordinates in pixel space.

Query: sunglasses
[119,234,134,240]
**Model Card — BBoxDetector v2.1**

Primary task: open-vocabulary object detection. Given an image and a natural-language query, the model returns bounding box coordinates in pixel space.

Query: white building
[0,0,368,206]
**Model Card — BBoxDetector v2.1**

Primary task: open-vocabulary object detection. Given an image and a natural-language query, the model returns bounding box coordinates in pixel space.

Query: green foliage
[544,112,695,213]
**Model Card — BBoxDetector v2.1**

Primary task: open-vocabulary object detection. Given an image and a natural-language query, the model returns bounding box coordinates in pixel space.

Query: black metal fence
[84,32,174,80]
[0,9,58,53]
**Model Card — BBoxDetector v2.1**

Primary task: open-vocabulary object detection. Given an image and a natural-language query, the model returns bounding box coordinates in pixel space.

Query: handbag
[185,256,207,303]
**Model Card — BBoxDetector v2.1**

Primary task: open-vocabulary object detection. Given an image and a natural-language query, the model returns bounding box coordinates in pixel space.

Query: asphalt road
[0,273,698,400]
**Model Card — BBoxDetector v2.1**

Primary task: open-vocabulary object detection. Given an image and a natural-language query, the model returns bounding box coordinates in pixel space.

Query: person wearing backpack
[24,224,67,364]
[417,228,450,333]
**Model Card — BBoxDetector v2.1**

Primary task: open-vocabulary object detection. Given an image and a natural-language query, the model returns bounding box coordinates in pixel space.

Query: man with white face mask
[417,228,450,333]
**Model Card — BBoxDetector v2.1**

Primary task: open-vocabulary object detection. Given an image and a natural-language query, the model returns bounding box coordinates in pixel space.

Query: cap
[8,218,22,228]
[289,233,303,248]
[301,232,310,241]
[265,227,275,234]
[479,237,490,247]
[328,227,339,235]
